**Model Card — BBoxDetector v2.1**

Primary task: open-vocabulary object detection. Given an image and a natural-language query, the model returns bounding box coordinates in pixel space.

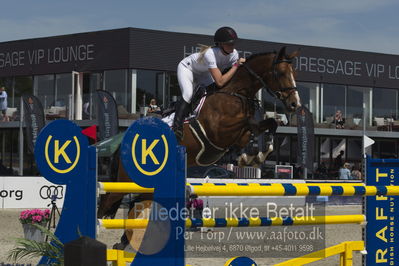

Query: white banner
[0,176,65,209]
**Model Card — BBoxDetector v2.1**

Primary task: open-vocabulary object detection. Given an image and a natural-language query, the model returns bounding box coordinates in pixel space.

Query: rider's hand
[233,58,246,68]
[237,58,246,65]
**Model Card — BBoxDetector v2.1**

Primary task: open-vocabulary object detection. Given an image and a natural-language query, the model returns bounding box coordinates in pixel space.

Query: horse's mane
[221,51,276,90]
[221,51,277,92]
[222,51,276,75]
[244,51,276,63]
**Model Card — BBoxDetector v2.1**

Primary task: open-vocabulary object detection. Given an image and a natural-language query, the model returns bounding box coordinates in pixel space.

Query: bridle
[242,54,297,103]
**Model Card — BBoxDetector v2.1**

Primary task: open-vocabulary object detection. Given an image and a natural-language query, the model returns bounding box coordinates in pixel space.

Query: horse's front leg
[249,117,278,135]
[236,130,256,167]
[249,118,278,166]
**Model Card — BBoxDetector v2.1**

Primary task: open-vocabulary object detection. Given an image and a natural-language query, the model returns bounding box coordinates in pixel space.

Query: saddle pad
[189,119,227,166]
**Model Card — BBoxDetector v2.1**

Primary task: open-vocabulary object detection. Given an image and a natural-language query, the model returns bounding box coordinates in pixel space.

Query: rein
[242,57,297,102]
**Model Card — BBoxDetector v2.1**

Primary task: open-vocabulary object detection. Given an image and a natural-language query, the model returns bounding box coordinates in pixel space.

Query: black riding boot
[172,99,191,142]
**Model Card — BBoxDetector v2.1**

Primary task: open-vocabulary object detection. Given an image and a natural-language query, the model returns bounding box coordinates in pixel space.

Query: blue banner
[366,158,399,265]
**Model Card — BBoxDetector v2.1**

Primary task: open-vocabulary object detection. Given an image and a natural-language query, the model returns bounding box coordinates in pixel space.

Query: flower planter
[22,223,46,242]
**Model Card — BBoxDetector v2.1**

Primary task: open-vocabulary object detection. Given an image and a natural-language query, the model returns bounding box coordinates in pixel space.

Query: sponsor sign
[275,165,293,179]
[296,106,315,173]
[366,158,399,265]
[1,28,399,88]
[22,95,45,154]
[0,176,65,208]
[96,90,119,141]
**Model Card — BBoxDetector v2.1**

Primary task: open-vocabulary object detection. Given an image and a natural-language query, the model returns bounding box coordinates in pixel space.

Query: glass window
[135,70,165,112]
[318,137,346,178]
[14,76,33,109]
[55,73,72,119]
[373,87,397,119]
[297,82,318,122]
[347,87,363,119]
[276,135,290,164]
[0,77,14,106]
[372,140,397,159]
[347,138,362,163]
[347,86,372,128]
[0,128,19,175]
[104,69,129,110]
[34,75,54,109]
[83,73,102,120]
[261,90,285,114]
[166,72,180,108]
[322,83,345,122]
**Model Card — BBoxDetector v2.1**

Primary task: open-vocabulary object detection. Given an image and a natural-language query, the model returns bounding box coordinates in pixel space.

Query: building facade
[1,27,399,177]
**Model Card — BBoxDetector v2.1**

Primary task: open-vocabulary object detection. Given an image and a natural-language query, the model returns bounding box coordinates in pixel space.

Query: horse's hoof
[112,242,127,250]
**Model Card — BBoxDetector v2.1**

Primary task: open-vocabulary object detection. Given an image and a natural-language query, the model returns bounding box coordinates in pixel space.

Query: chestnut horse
[97,46,301,220]
[182,46,301,166]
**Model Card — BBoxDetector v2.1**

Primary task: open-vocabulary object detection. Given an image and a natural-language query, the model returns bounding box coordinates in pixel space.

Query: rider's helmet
[214,27,238,45]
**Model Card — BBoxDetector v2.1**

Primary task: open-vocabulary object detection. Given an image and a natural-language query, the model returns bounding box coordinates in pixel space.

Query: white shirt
[0,91,7,110]
[181,47,239,87]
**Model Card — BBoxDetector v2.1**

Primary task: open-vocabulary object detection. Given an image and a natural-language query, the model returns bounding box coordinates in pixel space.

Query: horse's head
[267,47,301,112]
[236,47,301,113]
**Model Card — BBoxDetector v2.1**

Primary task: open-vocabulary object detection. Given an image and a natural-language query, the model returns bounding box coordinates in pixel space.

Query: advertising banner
[0,176,65,209]
[96,90,119,141]
[296,106,315,172]
[22,95,45,154]
[366,158,399,265]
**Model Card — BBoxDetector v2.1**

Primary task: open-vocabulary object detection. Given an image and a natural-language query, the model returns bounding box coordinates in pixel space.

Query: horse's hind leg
[113,194,154,250]
[97,193,127,218]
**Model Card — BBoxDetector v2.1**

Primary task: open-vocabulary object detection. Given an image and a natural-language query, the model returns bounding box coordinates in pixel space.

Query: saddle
[162,83,218,118]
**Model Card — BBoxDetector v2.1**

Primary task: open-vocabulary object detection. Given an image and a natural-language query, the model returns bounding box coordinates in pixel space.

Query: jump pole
[35,118,399,266]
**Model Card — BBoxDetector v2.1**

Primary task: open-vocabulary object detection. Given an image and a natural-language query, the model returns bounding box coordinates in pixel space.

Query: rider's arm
[208,57,246,88]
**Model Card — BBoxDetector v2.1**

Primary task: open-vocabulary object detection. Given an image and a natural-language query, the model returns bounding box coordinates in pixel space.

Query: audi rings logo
[39,185,64,200]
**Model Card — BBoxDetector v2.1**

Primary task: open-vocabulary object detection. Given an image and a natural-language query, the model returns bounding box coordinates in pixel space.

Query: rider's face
[220,42,235,54]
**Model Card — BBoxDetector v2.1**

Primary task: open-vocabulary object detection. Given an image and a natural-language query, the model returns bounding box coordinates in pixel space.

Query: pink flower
[19,209,51,224]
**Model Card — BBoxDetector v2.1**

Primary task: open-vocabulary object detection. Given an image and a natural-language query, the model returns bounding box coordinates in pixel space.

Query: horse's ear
[287,49,301,59]
[277,46,287,60]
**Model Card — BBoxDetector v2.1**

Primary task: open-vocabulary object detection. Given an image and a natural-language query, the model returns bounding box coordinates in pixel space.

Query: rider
[172,26,246,141]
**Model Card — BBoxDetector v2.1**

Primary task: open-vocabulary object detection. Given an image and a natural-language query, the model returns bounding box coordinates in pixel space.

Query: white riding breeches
[177,62,194,103]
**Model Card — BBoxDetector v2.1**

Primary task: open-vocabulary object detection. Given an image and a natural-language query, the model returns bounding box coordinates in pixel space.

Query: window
[34,75,54,109]
[347,138,362,163]
[166,72,180,107]
[322,83,345,122]
[54,73,72,119]
[14,76,33,109]
[372,140,397,159]
[104,69,129,110]
[297,82,318,122]
[0,77,14,106]
[373,88,397,119]
[261,90,285,114]
[0,129,18,175]
[347,86,371,127]
[276,135,290,164]
[135,70,165,112]
[82,73,102,120]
